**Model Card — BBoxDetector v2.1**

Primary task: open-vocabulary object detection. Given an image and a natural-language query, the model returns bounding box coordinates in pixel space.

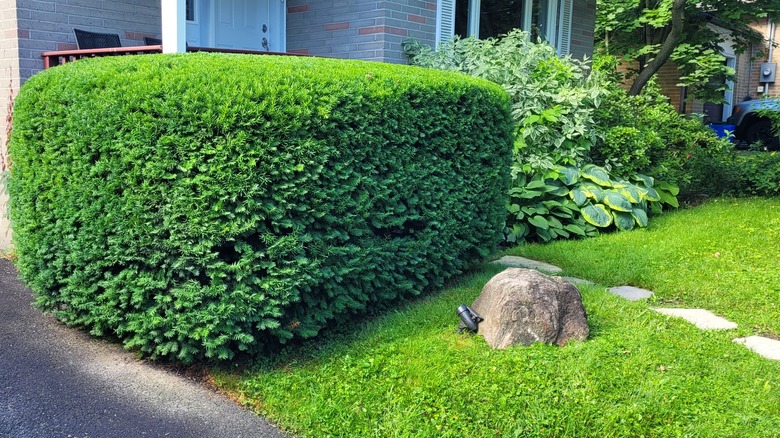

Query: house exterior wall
[14,0,161,84]
[0,0,17,250]
[286,0,437,63]
[1,0,19,147]
[287,0,594,63]
[654,60,685,112]
[570,0,595,61]
[741,19,780,99]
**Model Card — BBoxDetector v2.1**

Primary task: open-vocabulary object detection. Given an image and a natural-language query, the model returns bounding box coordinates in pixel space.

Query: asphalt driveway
[0,259,286,438]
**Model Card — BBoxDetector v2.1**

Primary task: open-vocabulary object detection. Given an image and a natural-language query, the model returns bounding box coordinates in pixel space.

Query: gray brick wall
[15,0,161,83]
[286,0,437,63]
[570,0,595,60]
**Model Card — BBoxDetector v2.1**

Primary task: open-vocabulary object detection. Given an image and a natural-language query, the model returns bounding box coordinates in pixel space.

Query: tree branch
[628,0,687,96]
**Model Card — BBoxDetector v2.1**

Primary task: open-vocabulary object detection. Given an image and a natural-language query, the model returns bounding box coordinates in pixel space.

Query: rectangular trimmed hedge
[9,53,513,362]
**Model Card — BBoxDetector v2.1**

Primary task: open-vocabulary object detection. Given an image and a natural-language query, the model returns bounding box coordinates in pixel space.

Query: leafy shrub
[684,151,780,198]
[406,30,608,172]
[590,59,734,195]
[733,152,780,196]
[506,165,677,242]
[9,53,513,362]
[406,33,681,244]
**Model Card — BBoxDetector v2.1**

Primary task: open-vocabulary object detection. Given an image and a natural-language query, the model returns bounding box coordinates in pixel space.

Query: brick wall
[654,61,685,112]
[570,0,595,60]
[0,0,16,250]
[286,0,437,63]
[739,19,780,99]
[15,0,161,84]
[0,0,18,148]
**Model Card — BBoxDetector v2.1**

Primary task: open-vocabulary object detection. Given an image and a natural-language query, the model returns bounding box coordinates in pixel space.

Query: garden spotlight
[456,304,483,333]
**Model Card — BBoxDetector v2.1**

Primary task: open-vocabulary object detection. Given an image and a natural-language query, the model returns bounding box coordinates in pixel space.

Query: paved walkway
[495,256,780,361]
[0,260,286,438]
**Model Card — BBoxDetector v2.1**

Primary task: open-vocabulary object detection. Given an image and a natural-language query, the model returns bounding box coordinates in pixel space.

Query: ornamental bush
[405,32,681,244]
[9,53,513,362]
[406,30,608,172]
[590,57,735,197]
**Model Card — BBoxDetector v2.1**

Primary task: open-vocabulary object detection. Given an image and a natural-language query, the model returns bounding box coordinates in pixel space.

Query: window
[438,0,572,53]
[454,0,526,40]
[186,0,197,23]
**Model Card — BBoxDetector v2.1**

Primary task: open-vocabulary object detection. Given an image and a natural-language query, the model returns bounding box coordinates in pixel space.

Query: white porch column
[161,0,186,53]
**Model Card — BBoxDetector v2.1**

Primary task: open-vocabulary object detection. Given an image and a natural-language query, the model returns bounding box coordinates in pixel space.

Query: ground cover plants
[213,198,780,437]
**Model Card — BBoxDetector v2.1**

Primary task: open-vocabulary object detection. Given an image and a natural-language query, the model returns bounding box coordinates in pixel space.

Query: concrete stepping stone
[562,277,595,286]
[652,308,738,330]
[608,286,654,301]
[733,336,780,361]
[492,256,562,273]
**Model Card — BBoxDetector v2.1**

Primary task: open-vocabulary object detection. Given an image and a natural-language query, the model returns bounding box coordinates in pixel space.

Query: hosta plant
[506,164,678,243]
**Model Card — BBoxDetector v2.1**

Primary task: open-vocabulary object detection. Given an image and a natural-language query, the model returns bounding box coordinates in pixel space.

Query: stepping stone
[652,308,738,330]
[492,256,562,273]
[562,277,595,286]
[608,286,654,301]
[733,336,780,361]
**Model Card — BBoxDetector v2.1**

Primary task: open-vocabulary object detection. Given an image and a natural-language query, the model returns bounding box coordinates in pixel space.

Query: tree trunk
[628,0,687,96]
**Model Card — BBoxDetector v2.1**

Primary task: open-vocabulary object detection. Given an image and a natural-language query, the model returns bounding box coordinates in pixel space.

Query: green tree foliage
[9,53,513,362]
[596,0,780,99]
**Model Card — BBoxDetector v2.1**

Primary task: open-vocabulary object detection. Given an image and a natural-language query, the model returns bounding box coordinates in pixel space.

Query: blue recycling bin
[708,124,735,141]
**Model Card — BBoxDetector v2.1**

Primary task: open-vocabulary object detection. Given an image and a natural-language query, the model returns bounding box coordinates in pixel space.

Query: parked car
[727,99,780,150]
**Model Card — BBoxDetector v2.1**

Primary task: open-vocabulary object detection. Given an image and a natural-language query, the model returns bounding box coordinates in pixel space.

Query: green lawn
[213,198,780,437]
[508,197,780,338]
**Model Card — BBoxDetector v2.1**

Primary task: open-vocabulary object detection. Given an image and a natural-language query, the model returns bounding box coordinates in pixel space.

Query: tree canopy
[596,0,780,99]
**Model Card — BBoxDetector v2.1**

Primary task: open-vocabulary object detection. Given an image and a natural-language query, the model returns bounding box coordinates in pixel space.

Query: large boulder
[472,268,589,349]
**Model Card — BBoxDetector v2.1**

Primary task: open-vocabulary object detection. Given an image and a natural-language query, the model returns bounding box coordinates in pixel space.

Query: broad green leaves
[581,165,612,186]
[602,191,633,212]
[582,204,613,227]
[406,30,610,175]
[505,163,679,243]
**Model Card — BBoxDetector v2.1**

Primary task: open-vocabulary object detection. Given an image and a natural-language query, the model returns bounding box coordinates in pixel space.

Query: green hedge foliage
[9,53,513,362]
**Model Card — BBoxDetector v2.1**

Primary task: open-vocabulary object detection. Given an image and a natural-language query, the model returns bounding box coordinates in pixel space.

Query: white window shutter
[557,0,573,55]
[436,0,456,48]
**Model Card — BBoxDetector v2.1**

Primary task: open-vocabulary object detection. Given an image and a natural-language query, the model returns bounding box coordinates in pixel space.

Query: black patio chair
[143,36,162,46]
[74,28,122,49]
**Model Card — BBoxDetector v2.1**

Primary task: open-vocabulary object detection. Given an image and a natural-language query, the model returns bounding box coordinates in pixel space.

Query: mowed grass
[213,198,780,437]
[509,197,780,337]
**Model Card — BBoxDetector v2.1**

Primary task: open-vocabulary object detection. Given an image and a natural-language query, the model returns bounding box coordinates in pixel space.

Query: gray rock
[472,268,589,349]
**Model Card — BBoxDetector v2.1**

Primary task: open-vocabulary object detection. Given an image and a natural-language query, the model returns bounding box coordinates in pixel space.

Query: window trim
[186,0,198,24]
[437,0,570,54]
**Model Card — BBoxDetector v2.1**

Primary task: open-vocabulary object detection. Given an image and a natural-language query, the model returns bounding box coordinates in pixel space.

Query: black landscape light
[456,304,483,333]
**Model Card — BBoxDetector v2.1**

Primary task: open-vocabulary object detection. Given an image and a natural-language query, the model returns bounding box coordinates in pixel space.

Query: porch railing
[42,45,163,69]
[42,45,302,69]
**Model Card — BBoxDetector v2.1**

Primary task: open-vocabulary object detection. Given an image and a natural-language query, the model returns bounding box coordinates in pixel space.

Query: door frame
[186,0,286,52]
